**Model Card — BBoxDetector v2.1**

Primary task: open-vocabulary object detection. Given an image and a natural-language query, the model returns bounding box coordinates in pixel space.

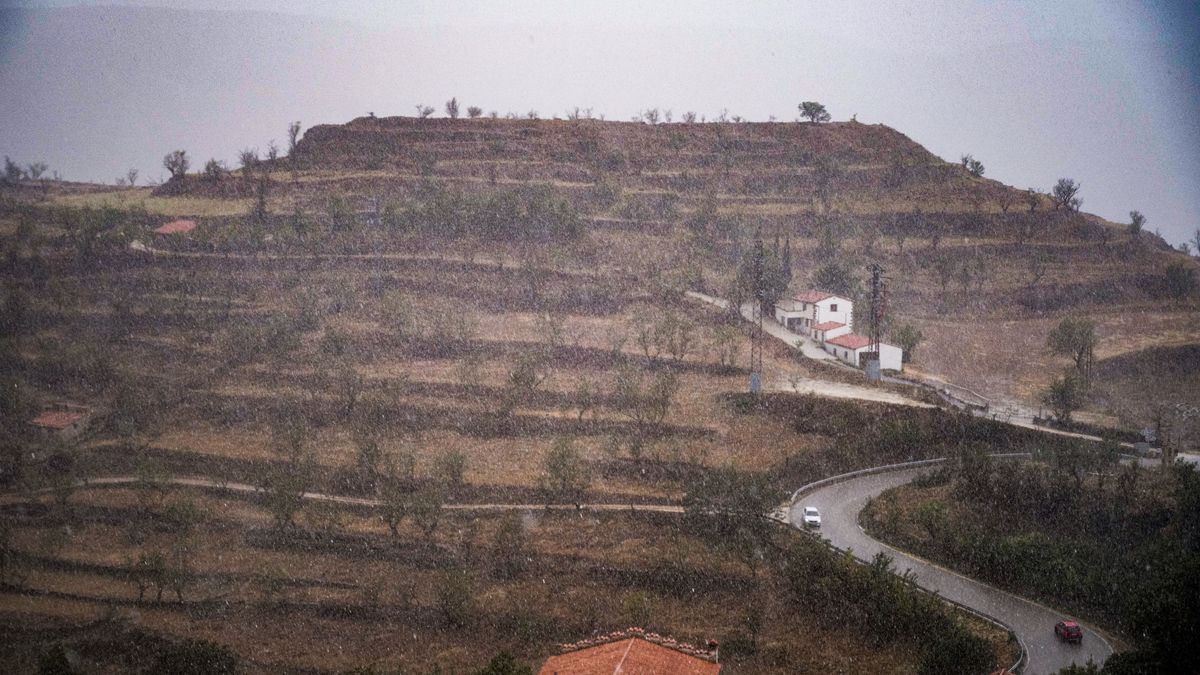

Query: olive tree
[1051,178,1081,212]
[162,150,189,180]
[1129,210,1146,240]
[1040,370,1086,423]
[445,97,460,119]
[960,154,984,177]
[799,101,831,123]
[1046,317,1096,377]
[287,121,302,156]
[538,436,590,503]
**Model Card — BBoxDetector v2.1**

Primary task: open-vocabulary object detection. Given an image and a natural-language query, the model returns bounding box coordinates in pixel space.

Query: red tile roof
[826,333,872,350]
[30,411,86,430]
[813,321,845,331]
[539,637,720,675]
[154,219,197,235]
[794,290,833,303]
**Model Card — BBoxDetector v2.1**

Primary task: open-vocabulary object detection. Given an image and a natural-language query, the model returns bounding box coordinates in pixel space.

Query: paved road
[790,467,1113,675]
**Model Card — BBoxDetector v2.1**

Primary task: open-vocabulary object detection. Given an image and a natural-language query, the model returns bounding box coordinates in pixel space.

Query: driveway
[790,467,1113,674]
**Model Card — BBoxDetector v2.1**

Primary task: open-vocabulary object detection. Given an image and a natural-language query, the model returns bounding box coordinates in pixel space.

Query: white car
[802,506,822,528]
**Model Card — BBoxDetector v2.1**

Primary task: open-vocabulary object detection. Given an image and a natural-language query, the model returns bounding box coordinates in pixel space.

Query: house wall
[816,324,852,342]
[815,298,853,328]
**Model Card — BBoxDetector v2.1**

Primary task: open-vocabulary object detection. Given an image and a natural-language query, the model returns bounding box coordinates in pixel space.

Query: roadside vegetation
[862,450,1200,674]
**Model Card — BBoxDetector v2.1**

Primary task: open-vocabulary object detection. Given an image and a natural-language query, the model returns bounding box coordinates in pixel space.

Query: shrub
[154,638,239,674]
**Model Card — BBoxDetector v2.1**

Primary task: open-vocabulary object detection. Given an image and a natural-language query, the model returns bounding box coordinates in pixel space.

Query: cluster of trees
[391,184,583,242]
[1039,317,1097,422]
[2,156,52,183]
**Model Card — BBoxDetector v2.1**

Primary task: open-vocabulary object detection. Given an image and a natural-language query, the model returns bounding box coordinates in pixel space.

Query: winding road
[790,466,1113,674]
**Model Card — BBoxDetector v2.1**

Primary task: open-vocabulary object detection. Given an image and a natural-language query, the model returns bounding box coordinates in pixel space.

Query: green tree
[433,449,467,489]
[1046,317,1096,376]
[890,323,924,363]
[154,638,239,675]
[1129,210,1146,241]
[960,154,984,178]
[918,628,994,675]
[1040,370,1086,423]
[475,652,532,675]
[798,101,831,123]
[812,260,856,297]
[436,568,474,627]
[411,485,444,541]
[378,475,410,538]
[539,436,590,503]
[711,325,741,371]
[491,511,529,579]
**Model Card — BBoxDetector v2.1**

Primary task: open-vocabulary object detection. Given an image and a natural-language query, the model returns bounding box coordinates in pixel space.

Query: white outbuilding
[824,333,904,372]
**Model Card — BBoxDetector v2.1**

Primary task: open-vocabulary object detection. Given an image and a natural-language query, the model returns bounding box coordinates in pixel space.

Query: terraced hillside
[117,115,1200,422]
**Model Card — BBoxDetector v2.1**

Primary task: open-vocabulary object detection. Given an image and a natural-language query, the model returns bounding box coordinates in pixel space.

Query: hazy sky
[2,0,1198,244]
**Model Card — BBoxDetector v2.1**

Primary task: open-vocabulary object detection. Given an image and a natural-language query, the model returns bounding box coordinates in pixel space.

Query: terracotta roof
[826,333,873,350]
[794,290,833,303]
[154,219,197,235]
[30,411,86,430]
[539,637,720,675]
[813,321,845,331]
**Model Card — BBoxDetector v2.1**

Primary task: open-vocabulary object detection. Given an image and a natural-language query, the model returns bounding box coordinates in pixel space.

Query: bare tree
[126,168,139,186]
[266,140,279,163]
[26,162,48,180]
[467,106,483,118]
[960,154,984,177]
[997,190,1015,214]
[287,121,302,156]
[416,105,435,119]
[682,111,697,123]
[1051,178,1082,212]
[163,150,189,180]
[643,108,660,125]
[238,148,259,170]
[445,97,460,119]
[1025,188,1042,213]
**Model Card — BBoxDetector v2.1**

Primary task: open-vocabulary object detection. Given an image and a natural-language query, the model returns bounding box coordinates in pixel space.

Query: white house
[811,320,852,343]
[774,291,853,334]
[824,333,904,372]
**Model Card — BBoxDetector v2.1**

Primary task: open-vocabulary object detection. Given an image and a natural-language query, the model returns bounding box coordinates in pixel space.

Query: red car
[1055,620,1083,644]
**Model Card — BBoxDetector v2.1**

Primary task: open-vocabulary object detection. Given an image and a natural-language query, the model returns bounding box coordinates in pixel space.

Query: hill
[13,114,1200,424]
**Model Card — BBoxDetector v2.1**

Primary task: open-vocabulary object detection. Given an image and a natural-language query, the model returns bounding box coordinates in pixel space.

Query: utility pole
[749,237,765,393]
[866,262,885,381]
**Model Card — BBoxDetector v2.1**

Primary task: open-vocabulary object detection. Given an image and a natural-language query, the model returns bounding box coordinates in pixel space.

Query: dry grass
[52,187,254,217]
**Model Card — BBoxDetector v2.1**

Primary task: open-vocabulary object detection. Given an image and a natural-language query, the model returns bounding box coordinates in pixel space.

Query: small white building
[812,320,851,343]
[825,333,904,372]
[774,291,853,334]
